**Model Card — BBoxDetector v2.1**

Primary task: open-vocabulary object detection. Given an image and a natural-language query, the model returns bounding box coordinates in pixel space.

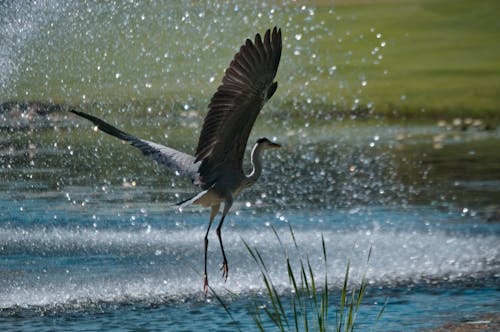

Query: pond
[1,1,499,331]
[1,118,499,331]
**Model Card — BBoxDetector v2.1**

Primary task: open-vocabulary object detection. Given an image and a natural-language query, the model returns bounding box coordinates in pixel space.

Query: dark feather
[194,27,282,189]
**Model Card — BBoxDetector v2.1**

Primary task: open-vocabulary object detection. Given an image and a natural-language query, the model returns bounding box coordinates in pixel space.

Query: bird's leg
[216,216,228,281]
[216,199,233,281]
[203,204,220,295]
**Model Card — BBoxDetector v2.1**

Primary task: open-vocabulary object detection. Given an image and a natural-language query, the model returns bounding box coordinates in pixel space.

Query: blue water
[1,122,500,331]
[1,188,499,331]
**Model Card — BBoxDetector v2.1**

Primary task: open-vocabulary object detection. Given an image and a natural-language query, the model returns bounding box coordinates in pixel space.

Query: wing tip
[194,27,282,164]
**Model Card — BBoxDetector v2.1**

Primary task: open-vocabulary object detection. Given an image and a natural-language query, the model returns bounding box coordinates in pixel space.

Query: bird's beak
[270,142,281,149]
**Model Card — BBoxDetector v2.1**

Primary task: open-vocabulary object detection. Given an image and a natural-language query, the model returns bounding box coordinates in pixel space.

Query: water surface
[1,120,499,331]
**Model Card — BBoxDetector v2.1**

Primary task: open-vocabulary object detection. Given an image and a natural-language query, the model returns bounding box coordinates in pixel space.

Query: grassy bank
[2,0,499,123]
[313,0,500,120]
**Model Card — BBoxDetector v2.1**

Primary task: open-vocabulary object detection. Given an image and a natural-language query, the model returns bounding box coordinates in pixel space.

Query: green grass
[3,0,499,122]
[305,0,500,120]
[240,226,383,332]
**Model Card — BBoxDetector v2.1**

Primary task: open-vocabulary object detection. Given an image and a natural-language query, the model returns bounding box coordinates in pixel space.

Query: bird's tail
[175,189,210,207]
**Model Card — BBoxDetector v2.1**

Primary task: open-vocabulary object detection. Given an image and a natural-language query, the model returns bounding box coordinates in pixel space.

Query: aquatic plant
[243,225,383,332]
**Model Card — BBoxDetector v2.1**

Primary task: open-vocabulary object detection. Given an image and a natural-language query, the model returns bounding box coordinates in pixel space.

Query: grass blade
[243,226,380,332]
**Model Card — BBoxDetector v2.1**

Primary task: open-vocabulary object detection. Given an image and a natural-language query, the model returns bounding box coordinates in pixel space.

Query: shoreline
[427,313,500,332]
[2,100,499,128]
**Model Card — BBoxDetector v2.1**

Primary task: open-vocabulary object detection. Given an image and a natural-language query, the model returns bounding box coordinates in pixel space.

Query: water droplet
[294,33,302,41]
[115,72,121,79]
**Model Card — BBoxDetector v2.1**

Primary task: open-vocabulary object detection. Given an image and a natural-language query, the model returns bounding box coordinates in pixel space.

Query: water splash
[1,207,498,310]
[0,2,314,102]
[0,0,388,124]
[0,1,73,96]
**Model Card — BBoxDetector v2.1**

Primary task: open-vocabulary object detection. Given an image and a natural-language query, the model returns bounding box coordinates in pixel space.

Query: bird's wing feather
[194,27,282,188]
[70,110,200,184]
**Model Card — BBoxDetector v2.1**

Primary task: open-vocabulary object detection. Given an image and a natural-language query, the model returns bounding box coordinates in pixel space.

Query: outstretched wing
[70,110,200,184]
[194,27,282,189]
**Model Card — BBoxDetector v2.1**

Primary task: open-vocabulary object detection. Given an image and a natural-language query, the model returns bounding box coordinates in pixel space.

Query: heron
[70,27,282,292]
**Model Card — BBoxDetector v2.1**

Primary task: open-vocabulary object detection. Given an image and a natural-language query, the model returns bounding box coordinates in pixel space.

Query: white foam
[1,224,498,309]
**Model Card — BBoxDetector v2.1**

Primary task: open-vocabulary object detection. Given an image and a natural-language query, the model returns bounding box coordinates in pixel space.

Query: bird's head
[256,137,281,150]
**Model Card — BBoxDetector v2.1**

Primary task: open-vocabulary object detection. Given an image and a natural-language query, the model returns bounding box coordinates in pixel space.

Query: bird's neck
[246,142,264,184]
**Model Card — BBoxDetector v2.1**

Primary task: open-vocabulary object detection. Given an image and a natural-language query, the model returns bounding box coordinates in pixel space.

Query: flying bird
[70,27,282,293]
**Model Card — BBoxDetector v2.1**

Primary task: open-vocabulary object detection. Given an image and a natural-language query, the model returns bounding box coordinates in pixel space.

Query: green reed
[242,225,382,332]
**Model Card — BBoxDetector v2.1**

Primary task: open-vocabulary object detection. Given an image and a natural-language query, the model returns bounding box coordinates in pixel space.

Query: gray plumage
[69,110,200,183]
[70,27,282,293]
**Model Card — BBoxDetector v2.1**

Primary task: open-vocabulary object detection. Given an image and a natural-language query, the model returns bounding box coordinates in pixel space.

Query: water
[1,1,499,331]
[1,122,499,331]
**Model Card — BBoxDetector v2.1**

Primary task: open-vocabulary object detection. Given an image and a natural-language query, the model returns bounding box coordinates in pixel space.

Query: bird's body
[70,27,282,292]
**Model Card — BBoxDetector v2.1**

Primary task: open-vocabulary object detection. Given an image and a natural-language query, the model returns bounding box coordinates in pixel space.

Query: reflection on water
[2,120,499,302]
[2,117,500,214]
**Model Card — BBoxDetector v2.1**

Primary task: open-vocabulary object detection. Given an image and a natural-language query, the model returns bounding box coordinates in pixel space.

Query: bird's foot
[220,260,228,281]
[203,274,209,295]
